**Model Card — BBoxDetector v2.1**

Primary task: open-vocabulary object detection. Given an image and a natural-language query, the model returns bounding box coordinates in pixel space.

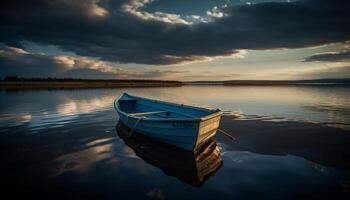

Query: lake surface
[1,85,350,199]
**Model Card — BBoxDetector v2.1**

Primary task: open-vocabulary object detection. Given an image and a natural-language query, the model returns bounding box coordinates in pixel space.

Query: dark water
[1,86,350,199]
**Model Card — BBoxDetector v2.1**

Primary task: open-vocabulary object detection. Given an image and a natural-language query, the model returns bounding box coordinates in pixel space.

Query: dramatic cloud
[304,50,350,62]
[0,46,188,79]
[206,6,227,18]
[0,0,349,66]
[122,0,192,24]
[0,46,119,78]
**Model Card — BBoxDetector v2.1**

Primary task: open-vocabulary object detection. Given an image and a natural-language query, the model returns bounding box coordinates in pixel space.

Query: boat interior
[118,93,216,119]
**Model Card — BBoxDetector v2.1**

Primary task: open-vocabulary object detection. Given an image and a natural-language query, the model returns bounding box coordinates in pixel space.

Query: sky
[0,0,350,81]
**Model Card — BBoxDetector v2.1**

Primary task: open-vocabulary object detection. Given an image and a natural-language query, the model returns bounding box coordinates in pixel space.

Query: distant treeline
[0,76,182,89]
[2,76,181,84]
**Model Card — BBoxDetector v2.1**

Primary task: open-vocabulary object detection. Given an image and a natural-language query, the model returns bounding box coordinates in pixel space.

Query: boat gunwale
[114,92,222,122]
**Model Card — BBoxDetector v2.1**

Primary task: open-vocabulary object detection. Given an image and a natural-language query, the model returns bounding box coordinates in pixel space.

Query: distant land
[186,79,350,86]
[0,77,182,89]
[1,77,350,89]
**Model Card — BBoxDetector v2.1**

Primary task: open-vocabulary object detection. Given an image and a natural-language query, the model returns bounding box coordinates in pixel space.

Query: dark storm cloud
[0,47,63,77]
[0,46,188,79]
[0,46,119,78]
[304,50,350,62]
[0,0,350,65]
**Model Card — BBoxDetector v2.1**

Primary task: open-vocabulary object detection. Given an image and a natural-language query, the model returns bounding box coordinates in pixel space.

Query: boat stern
[195,110,222,149]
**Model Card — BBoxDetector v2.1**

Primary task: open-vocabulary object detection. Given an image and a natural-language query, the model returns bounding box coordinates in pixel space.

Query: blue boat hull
[118,113,199,150]
[115,93,222,151]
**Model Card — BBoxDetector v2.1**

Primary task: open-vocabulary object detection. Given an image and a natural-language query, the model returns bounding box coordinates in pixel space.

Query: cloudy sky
[0,0,349,80]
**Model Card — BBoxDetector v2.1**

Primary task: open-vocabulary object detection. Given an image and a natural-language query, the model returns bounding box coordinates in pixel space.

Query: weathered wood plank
[130,110,169,116]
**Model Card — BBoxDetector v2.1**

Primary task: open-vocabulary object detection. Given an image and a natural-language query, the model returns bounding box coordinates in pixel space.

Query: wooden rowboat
[114,92,222,151]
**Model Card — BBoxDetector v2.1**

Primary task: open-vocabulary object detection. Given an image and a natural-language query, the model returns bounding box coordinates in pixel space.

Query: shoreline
[0,80,182,89]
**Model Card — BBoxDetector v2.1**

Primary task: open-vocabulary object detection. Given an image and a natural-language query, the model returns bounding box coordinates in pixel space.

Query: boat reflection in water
[116,122,223,186]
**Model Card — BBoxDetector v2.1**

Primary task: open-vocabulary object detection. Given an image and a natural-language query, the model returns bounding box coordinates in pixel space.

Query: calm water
[1,86,350,199]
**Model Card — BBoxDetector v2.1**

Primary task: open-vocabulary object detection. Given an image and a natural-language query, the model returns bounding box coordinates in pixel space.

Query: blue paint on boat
[114,93,222,151]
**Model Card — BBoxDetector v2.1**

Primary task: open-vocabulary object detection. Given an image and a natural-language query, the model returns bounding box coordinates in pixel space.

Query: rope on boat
[217,129,236,141]
[130,117,143,135]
